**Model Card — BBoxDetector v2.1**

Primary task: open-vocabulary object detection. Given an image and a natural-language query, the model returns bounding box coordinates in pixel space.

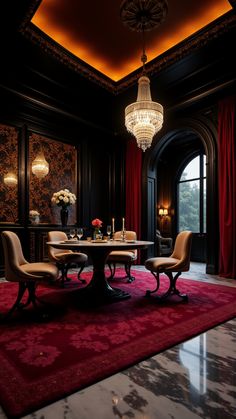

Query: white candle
[122,217,125,231]
[112,218,115,233]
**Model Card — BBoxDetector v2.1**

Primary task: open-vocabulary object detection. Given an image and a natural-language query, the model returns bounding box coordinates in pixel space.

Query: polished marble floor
[0,263,235,419]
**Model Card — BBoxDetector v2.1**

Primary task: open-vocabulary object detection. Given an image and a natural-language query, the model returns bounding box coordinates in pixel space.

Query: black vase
[60,207,69,226]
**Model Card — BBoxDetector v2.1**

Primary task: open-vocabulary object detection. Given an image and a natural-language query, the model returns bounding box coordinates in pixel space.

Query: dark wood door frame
[142,116,219,274]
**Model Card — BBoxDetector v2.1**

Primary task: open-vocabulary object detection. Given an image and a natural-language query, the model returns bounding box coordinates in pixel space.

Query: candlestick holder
[121,229,126,241]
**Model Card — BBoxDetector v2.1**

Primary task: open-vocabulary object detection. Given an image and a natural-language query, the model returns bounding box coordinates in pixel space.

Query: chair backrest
[170,230,192,272]
[113,231,137,256]
[113,230,137,241]
[48,231,72,260]
[1,231,28,282]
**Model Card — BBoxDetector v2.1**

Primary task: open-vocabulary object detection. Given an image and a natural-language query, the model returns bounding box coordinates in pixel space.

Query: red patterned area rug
[0,270,235,418]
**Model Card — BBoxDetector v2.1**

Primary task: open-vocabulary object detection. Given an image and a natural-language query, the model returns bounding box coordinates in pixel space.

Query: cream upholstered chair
[1,231,59,319]
[145,231,192,301]
[107,230,137,282]
[47,231,88,286]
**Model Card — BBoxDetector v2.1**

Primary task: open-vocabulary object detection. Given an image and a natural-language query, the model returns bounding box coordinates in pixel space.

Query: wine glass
[69,229,76,240]
[77,227,83,240]
[106,225,111,240]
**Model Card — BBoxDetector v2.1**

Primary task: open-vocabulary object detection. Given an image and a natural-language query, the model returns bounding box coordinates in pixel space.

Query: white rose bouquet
[51,189,76,208]
[29,210,40,217]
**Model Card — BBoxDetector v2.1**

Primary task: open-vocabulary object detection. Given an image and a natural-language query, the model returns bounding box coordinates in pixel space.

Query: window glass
[203,178,206,233]
[177,153,206,234]
[178,180,200,232]
[180,156,199,181]
[203,155,206,177]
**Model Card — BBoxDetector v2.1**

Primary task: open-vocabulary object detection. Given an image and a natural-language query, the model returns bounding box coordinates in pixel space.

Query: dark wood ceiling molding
[19,4,236,95]
[20,23,116,93]
[117,11,236,93]
[18,0,42,32]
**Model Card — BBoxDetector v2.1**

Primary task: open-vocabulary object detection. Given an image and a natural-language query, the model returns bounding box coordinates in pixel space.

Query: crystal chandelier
[120,0,168,151]
[32,146,49,179]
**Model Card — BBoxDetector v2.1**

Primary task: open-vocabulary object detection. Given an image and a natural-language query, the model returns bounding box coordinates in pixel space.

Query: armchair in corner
[156,229,173,256]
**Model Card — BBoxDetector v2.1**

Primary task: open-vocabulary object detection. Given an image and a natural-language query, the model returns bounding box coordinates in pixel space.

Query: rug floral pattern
[0,271,235,418]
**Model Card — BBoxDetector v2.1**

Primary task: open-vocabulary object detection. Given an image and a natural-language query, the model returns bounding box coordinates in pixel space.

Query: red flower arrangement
[91,218,103,228]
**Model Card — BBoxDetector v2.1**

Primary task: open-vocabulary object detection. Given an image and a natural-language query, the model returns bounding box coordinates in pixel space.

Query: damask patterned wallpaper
[0,124,19,223]
[29,133,77,225]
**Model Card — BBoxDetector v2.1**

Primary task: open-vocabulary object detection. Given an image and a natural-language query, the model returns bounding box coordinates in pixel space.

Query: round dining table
[47,239,154,303]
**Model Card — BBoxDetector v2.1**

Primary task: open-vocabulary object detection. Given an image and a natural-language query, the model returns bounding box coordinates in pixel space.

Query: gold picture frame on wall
[29,132,77,225]
[0,123,19,224]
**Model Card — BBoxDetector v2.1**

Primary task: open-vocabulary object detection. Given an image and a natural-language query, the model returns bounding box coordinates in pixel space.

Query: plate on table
[91,240,108,243]
[61,239,80,243]
[126,240,136,243]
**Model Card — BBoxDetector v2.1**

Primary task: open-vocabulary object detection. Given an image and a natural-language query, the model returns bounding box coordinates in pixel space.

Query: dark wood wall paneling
[0,30,126,276]
[0,5,236,275]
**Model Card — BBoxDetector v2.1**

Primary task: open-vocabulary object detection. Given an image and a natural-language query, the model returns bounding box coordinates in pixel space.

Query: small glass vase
[60,207,69,226]
[30,215,40,225]
[93,227,102,240]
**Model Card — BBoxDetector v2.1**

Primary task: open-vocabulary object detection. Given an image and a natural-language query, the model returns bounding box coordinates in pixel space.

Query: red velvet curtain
[125,138,142,244]
[218,96,236,279]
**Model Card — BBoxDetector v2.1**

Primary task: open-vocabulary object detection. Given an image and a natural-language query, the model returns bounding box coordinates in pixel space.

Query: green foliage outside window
[178,154,206,233]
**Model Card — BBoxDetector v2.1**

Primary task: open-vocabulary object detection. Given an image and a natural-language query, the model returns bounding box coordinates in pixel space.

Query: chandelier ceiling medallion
[120,0,168,151]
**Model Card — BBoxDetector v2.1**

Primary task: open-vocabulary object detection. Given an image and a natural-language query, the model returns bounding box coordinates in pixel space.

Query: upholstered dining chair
[47,231,88,286]
[145,230,192,301]
[1,231,59,319]
[107,230,137,283]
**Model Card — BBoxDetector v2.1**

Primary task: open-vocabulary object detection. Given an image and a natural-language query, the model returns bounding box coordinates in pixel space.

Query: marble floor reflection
[0,263,235,419]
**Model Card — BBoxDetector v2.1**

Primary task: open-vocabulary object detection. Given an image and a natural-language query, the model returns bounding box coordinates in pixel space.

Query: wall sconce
[32,146,49,179]
[159,208,168,216]
[3,171,18,187]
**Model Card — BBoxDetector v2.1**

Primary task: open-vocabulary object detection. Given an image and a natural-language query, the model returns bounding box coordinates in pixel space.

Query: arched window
[177,154,206,233]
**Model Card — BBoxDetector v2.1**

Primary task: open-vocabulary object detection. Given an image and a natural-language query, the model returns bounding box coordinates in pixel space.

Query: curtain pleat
[218,96,236,278]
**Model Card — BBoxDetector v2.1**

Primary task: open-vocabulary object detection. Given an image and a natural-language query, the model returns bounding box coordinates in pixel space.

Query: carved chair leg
[146,271,160,297]
[107,262,116,279]
[165,272,188,301]
[26,282,50,308]
[0,282,27,320]
[146,271,188,301]
[77,264,86,283]
[125,263,135,283]
[65,264,71,282]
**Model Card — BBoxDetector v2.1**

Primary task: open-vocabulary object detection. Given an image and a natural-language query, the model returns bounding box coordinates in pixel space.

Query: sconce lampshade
[3,172,18,187]
[159,208,168,216]
[32,151,49,179]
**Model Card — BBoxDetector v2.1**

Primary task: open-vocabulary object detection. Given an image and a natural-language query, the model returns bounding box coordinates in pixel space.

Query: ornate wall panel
[0,124,19,223]
[29,133,77,225]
